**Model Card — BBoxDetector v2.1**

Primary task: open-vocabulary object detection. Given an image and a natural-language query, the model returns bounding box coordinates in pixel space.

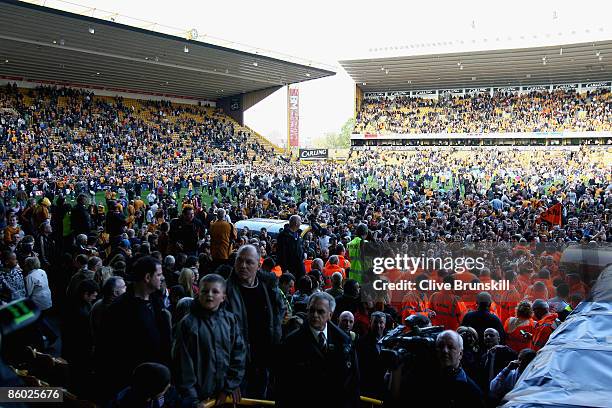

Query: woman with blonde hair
[177,267,198,297]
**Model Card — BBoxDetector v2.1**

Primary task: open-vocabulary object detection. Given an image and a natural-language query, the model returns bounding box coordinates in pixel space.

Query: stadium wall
[0,77,216,107]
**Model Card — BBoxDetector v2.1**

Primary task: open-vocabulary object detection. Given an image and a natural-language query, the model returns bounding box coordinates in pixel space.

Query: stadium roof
[340,41,612,92]
[0,0,335,101]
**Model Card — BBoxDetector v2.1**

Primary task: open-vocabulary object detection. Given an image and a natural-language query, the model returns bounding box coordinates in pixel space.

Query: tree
[312,117,355,148]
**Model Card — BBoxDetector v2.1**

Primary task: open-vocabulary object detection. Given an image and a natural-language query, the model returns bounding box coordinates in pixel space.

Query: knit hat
[41,197,51,206]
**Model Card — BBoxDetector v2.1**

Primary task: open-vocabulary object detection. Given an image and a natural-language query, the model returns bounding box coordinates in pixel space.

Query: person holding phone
[489,348,537,403]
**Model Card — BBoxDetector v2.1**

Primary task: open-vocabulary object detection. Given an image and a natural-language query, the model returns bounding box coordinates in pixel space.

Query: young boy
[3,212,24,249]
[172,274,246,407]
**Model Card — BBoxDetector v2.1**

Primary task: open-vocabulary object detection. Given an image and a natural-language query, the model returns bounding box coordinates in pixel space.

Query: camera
[379,323,444,370]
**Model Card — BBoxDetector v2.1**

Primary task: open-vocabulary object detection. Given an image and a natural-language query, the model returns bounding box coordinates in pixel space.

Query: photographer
[388,329,484,407]
[489,348,537,404]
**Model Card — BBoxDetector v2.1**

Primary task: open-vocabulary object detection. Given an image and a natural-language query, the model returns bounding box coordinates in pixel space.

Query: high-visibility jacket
[515,274,532,294]
[382,268,403,283]
[304,259,313,274]
[429,291,466,330]
[532,278,555,298]
[328,255,351,271]
[271,265,283,278]
[504,317,535,353]
[322,264,346,289]
[569,282,588,299]
[400,292,430,322]
[532,313,559,351]
[347,237,364,283]
[498,287,522,325]
[525,284,549,302]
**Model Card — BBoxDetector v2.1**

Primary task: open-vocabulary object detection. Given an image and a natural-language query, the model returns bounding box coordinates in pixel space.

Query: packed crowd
[0,84,611,407]
[0,83,277,188]
[356,89,612,134]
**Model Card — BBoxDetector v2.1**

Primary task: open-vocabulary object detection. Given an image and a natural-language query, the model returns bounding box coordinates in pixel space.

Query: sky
[37,0,612,147]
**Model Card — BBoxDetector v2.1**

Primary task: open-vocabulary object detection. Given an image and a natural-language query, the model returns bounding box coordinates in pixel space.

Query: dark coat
[276,226,306,280]
[97,288,172,395]
[223,271,285,365]
[106,210,127,238]
[168,217,202,254]
[172,301,246,406]
[277,322,360,408]
[70,203,92,236]
[356,332,387,400]
[461,309,506,350]
[478,345,517,395]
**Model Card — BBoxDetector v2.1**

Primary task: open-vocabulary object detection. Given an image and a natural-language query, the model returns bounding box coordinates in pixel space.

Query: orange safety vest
[304,259,314,274]
[504,317,535,353]
[382,268,403,283]
[498,287,522,325]
[515,274,532,294]
[532,313,558,351]
[322,265,346,289]
[429,291,466,331]
[525,284,549,302]
[400,292,429,322]
[271,265,282,278]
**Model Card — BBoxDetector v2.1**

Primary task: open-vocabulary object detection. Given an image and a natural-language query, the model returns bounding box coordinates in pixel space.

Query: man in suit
[478,327,516,400]
[278,291,359,408]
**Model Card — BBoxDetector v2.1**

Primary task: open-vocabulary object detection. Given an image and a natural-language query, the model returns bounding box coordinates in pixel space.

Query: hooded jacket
[173,301,246,406]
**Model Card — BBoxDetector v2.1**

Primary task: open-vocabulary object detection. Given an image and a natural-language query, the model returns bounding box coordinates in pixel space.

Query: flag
[536,203,562,226]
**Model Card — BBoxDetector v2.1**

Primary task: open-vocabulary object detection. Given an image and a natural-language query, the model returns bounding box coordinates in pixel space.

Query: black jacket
[223,271,284,366]
[172,301,246,406]
[106,210,127,238]
[70,203,92,236]
[461,309,506,350]
[276,226,306,280]
[277,322,360,408]
[168,217,202,254]
[478,345,517,395]
[97,288,172,395]
[356,332,387,400]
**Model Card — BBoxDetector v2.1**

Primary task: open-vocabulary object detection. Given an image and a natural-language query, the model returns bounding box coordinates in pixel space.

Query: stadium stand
[0,84,276,184]
[355,88,612,134]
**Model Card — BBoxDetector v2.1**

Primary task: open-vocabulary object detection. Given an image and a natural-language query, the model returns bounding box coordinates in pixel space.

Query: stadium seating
[356,89,612,134]
[0,84,276,185]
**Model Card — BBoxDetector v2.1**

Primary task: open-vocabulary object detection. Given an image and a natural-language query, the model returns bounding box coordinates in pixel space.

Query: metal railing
[200,396,383,407]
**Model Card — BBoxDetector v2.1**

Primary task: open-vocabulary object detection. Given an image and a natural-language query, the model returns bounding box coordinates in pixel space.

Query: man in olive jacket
[224,245,285,399]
